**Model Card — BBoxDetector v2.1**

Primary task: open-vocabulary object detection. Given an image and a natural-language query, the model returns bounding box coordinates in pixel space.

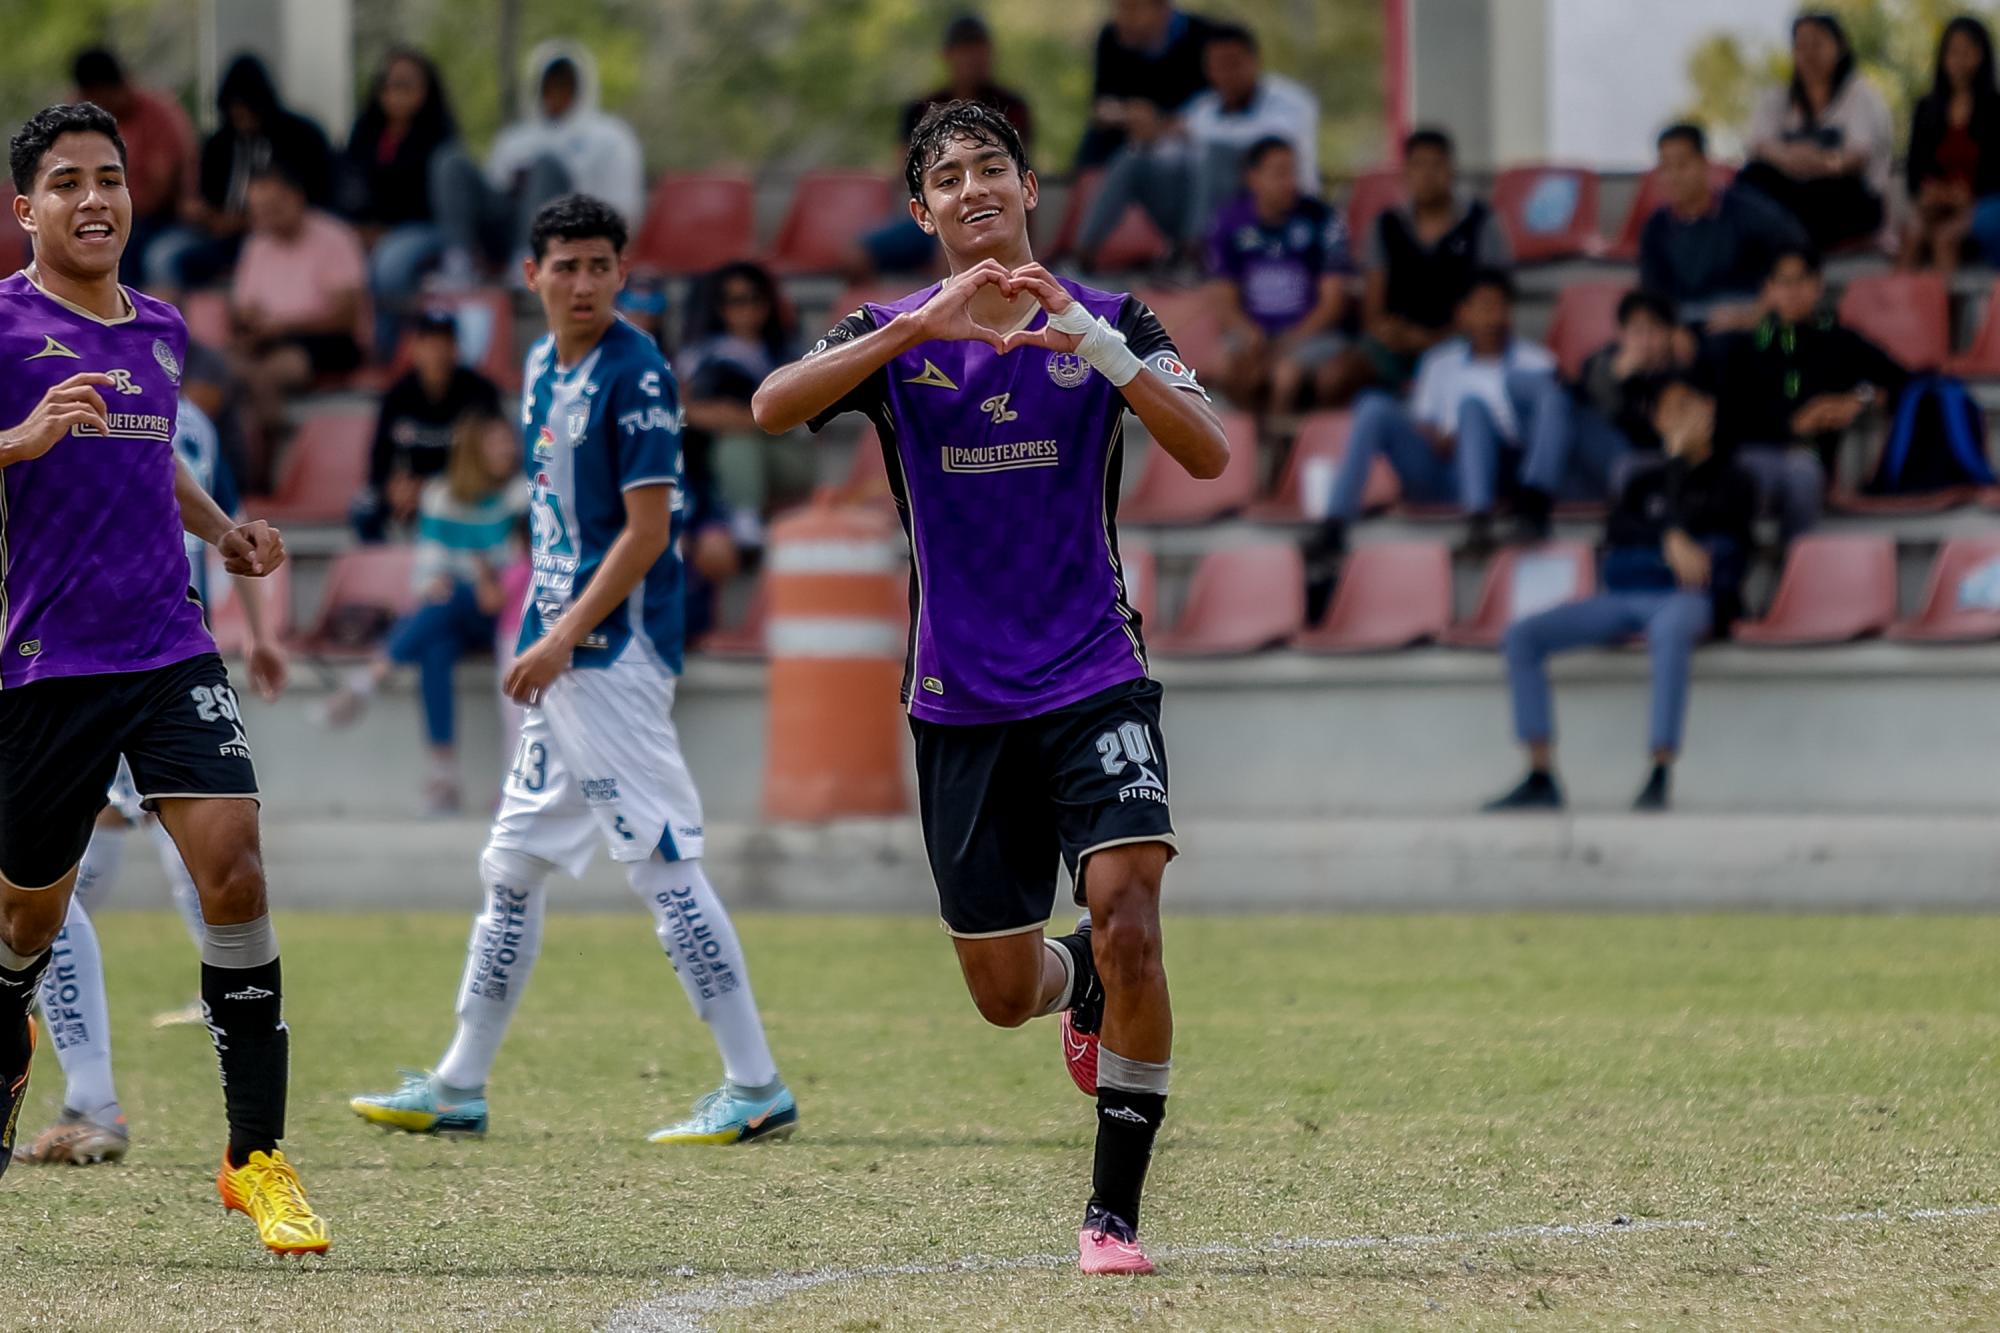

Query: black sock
[1089,1087,1166,1232]
[1051,929,1101,1029]
[200,957,288,1164]
[0,951,51,1065]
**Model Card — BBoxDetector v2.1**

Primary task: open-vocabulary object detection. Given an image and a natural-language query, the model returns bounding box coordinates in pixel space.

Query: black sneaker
[1510,489,1554,546]
[1304,524,1347,624]
[1057,918,1104,1095]
[0,1015,34,1182]
[1482,770,1565,812]
[1632,764,1671,812]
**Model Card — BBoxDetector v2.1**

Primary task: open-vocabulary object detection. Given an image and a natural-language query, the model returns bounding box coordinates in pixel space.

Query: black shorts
[910,678,1176,938]
[0,653,259,888]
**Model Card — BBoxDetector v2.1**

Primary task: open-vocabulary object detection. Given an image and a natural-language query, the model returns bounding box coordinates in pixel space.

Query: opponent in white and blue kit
[350,195,794,1143]
[18,398,290,1167]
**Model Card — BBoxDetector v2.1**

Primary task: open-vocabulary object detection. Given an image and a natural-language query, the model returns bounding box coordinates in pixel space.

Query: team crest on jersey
[153,338,181,384]
[563,399,592,444]
[1047,351,1090,389]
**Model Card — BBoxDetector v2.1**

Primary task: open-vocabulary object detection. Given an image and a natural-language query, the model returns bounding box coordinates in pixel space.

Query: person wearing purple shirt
[754,100,1228,1277]
[1205,135,1352,410]
[0,102,327,1253]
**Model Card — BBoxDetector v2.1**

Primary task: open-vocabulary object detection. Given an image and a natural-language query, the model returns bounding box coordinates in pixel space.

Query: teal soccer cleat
[349,1070,490,1136]
[646,1084,798,1145]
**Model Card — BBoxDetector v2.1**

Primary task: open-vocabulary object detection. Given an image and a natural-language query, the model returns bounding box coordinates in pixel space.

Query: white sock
[148,820,205,947]
[435,847,551,1093]
[627,855,779,1093]
[70,824,127,915]
[37,899,119,1118]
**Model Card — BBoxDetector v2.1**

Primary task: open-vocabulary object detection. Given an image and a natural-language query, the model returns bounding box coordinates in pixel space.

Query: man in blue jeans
[1311,269,1554,573]
[1511,289,1683,542]
[1484,375,1755,813]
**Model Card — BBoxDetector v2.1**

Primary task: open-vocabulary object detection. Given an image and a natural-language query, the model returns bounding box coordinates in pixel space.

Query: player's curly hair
[528,192,628,260]
[904,99,1030,201]
[10,102,126,197]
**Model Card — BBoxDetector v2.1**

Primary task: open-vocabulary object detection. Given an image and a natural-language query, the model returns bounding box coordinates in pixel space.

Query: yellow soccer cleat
[217,1149,330,1256]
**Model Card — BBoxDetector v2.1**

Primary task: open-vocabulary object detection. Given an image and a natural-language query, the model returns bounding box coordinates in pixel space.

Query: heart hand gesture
[912,259,1016,352]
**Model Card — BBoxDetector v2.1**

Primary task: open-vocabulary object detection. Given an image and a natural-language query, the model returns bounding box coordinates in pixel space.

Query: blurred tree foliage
[1683,0,2000,157]
[357,0,1382,178]
[0,0,202,131]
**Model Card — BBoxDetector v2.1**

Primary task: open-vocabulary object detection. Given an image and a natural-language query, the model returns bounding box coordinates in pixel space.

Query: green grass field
[5,911,2000,1330]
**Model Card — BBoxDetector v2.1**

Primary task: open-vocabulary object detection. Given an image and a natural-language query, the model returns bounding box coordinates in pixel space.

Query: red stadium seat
[1441,541,1596,648]
[631,172,756,275]
[1119,542,1159,629]
[1120,412,1259,524]
[1548,279,1627,379]
[246,410,374,524]
[695,574,770,658]
[1888,536,2000,642]
[1945,277,2000,377]
[1602,162,1736,261]
[1248,411,1398,522]
[1131,285,1228,385]
[206,560,293,656]
[181,289,231,349]
[1342,168,1403,257]
[1150,542,1305,656]
[1836,271,1949,372]
[1491,164,1601,263]
[0,185,24,275]
[767,171,897,274]
[1733,534,1896,646]
[1047,169,1173,269]
[1298,540,1452,653]
[295,544,420,657]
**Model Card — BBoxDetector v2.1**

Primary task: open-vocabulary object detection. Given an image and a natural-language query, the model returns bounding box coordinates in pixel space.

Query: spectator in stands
[318,412,530,814]
[148,52,335,295]
[1902,17,2000,275]
[431,42,642,284]
[1484,376,1755,814]
[70,46,197,287]
[1078,22,1317,268]
[1318,127,1509,407]
[341,48,458,351]
[1640,123,1806,331]
[1737,11,1892,252]
[1512,289,1683,542]
[1310,269,1554,578]
[1077,0,1222,169]
[848,15,1033,279]
[230,165,368,487]
[1206,136,1351,411]
[352,310,503,542]
[678,261,805,547]
[1707,245,1905,543]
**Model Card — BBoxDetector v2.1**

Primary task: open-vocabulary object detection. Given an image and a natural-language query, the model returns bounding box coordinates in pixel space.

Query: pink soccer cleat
[1060,1009,1100,1096]
[1078,1218,1155,1276]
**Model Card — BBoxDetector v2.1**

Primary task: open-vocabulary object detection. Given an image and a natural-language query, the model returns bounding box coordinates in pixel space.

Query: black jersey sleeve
[1116,295,1210,399]
[804,307,889,433]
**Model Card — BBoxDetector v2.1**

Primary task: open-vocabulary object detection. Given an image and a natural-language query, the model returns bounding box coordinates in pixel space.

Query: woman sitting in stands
[1902,16,2000,275]
[1737,11,1893,253]
[316,411,528,813]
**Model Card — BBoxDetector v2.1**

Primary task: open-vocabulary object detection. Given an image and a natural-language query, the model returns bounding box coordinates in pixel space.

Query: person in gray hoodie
[430,41,644,282]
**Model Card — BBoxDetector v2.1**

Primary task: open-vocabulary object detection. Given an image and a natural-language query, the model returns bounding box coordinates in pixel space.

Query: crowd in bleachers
[36,3,2000,814]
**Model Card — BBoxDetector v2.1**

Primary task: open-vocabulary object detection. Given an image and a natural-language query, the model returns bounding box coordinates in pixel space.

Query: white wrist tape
[1049,303,1144,387]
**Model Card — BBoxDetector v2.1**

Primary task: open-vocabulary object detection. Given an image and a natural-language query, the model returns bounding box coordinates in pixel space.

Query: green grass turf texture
[4,911,2000,1330]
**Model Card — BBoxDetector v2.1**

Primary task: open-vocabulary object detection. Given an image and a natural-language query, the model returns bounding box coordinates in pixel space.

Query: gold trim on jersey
[22,263,137,326]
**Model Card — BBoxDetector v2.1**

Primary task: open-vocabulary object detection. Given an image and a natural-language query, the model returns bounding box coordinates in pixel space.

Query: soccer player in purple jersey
[754,100,1228,1276]
[0,103,327,1255]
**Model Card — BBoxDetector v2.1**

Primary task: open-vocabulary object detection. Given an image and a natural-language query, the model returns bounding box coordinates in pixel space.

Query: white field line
[606,1204,1999,1332]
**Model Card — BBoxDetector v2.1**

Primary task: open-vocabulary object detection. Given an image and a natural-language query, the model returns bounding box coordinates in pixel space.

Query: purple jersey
[807,278,1207,725]
[0,270,209,689]
[1204,194,1351,335]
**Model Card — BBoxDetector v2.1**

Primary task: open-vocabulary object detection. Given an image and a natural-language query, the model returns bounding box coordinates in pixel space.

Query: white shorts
[488,651,706,879]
